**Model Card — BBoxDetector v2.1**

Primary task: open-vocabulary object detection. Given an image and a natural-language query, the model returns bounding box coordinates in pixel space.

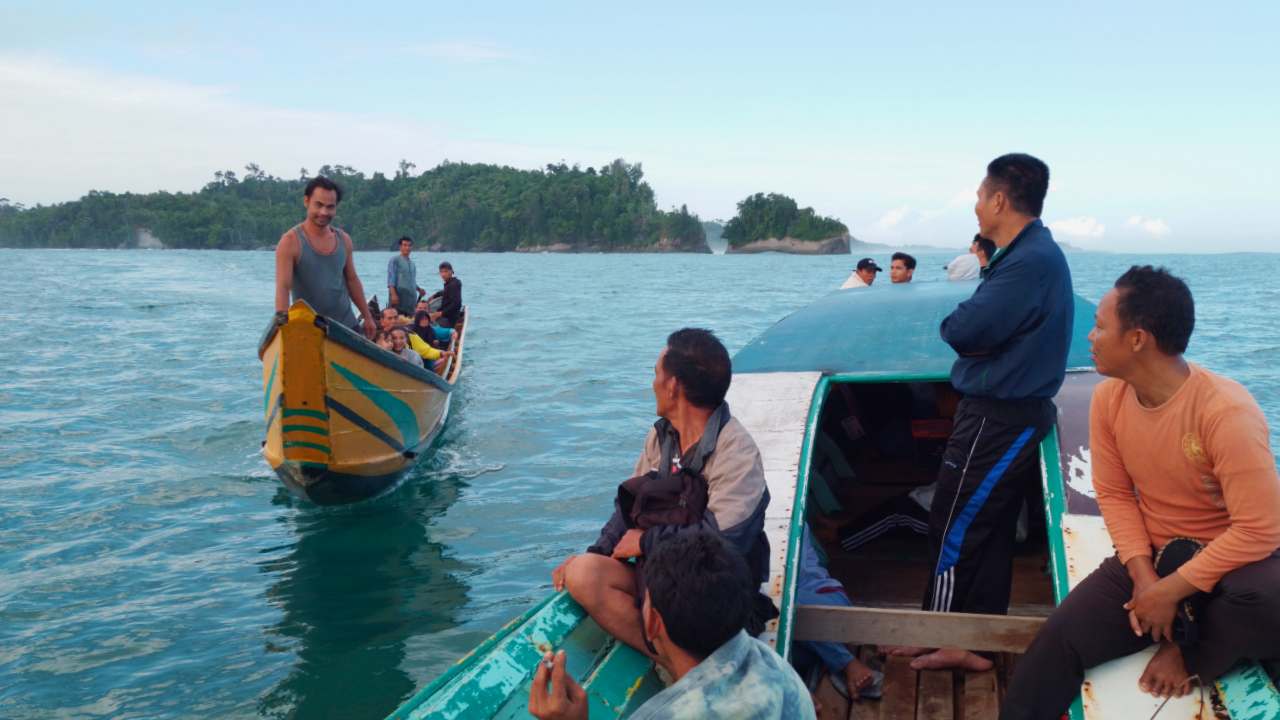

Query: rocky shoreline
[725,233,850,255]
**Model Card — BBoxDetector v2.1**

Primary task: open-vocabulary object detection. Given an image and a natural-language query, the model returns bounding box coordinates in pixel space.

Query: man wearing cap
[841,258,882,289]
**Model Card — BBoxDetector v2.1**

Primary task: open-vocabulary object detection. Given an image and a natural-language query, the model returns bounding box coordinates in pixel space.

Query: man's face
[380,308,399,331]
[969,239,980,255]
[857,268,877,285]
[415,300,430,314]
[391,331,407,352]
[304,188,338,227]
[376,334,393,350]
[1088,289,1134,378]
[974,178,1000,238]
[439,268,453,282]
[399,240,412,257]
[890,260,913,283]
[652,348,677,417]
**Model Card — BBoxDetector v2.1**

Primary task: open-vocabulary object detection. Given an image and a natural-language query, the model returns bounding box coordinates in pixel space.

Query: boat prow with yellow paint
[258,300,468,505]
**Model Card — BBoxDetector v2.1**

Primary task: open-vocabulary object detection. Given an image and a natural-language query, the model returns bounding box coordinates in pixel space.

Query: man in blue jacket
[906,153,1074,671]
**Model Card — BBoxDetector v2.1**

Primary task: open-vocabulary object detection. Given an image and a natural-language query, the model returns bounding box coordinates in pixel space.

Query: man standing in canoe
[274,176,376,339]
[1001,267,1280,718]
[905,153,1074,671]
[387,236,424,318]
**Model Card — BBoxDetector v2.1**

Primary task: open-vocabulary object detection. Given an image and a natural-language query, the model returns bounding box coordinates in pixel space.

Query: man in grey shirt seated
[530,530,814,720]
[551,328,772,656]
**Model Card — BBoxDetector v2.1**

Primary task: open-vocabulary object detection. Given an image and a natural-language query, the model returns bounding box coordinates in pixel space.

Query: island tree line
[0,162,848,252]
[0,160,708,252]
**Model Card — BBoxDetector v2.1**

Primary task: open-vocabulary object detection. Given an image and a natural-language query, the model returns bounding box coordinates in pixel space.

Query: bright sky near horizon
[2,2,1278,252]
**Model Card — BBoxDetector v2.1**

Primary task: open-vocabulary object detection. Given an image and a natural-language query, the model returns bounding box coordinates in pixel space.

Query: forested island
[722,193,850,254]
[0,160,709,252]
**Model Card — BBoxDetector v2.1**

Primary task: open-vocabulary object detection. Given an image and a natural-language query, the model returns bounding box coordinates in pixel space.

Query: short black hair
[642,530,752,660]
[986,153,1049,217]
[398,236,413,246]
[304,176,343,203]
[438,261,453,271]
[1113,266,1195,355]
[972,234,996,259]
[662,328,731,410]
[891,252,916,270]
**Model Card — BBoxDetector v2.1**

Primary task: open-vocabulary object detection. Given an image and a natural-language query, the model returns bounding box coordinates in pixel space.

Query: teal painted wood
[732,282,1097,376]
[1217,662,1280,720]
[388,591,662,719]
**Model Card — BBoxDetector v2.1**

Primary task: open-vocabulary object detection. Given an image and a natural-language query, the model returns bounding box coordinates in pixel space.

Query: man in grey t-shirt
[387,236,424,317]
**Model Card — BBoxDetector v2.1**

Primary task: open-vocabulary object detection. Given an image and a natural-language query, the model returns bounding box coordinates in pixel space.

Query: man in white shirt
[841,258,882,288]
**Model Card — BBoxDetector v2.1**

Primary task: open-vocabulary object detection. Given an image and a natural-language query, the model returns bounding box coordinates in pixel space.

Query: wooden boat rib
[390,281,1278,719]
[259,300,469,505]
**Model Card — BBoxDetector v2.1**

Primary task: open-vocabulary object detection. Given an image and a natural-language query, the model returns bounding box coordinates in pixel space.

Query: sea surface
[2,248,1278,719]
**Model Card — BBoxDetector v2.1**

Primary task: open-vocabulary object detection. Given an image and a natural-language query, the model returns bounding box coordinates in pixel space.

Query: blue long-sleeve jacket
[941,219,1074,400]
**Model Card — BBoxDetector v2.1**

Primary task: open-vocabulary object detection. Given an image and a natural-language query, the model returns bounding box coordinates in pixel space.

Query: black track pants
[922,396,1055,615]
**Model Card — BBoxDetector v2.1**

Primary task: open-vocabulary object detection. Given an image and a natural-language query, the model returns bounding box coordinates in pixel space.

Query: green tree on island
[0,159,707,252]
[721,192,846,247]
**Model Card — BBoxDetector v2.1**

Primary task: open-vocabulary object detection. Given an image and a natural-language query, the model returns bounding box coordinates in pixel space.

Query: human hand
[1125,577,1179,642]
[610,529,643,560]
[528,651,588,720]
[552,556,576,592]
[361,314,377,340]
[389,289,399,306]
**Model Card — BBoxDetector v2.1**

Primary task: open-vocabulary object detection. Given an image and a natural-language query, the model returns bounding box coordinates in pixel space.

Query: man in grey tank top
[273,177,376,338]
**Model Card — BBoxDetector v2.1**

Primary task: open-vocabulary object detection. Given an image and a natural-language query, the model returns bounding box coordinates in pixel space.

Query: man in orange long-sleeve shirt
[1002,266,1280,719]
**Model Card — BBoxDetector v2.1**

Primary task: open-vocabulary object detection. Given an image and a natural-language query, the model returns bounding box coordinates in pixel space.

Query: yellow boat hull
[259,301,467,504]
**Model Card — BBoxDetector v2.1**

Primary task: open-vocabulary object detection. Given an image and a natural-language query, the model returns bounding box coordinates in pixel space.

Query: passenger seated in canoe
[793,525,882,705]
[388,328,424,368]
[551,328,774,658]
[374,331,394,351]
[530,530,814,720]
[1001,267,1280,719]
[412,309,452,347]
[427,261,463,329]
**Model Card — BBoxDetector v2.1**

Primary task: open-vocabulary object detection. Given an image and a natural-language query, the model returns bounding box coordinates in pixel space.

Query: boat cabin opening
[795,378,1056,718]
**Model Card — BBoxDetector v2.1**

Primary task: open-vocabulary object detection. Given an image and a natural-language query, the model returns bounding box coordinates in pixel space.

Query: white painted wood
[725,371,822,647]
[1062,513,1211,719]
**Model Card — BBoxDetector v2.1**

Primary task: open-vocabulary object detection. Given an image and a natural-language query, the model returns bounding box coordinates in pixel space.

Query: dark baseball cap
[856,258,882,272]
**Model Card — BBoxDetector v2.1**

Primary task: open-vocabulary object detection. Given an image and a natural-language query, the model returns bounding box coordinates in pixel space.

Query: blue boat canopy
[732,281,1097,376]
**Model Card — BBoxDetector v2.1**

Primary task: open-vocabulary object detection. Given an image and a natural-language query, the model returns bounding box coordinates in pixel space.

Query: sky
[2,1,1278,252]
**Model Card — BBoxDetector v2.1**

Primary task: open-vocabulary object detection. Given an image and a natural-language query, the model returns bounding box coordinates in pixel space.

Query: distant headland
[0,160,710,253]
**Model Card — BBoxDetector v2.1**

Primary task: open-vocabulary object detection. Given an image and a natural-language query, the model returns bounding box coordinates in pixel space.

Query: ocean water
[1,248,1278,718]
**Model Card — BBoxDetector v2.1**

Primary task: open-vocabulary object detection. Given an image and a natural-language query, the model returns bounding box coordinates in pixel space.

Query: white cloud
[403,41,514,63]
[0,56,567,206]
[876,205,911,230]
[1049,216,1106,239]
[1126,215,1171,238]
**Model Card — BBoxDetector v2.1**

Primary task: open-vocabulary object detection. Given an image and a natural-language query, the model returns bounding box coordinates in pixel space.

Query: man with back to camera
[945,235,995,281]
[890,252,916,283]
[895,153,1074,672]
[530,530,814,720]
[840,258,882,288]
[387,236,424,318]
[551,329,772,659]
[1000,267,1280,719]
[273,177,376,338]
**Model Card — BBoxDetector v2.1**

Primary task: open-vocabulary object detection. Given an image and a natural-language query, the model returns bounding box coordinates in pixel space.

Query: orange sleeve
[1178,402,1280,591]
[1090,381,1154,564]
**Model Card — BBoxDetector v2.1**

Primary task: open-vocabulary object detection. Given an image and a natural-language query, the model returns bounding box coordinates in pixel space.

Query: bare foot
[844,658,876,698]
[909,647,994,672]
[1138,642,1192,698]
[880,645,931,657]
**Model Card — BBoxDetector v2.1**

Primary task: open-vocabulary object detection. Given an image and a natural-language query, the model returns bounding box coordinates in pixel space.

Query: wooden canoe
[259,300,469,505]
[390,281,1278,719]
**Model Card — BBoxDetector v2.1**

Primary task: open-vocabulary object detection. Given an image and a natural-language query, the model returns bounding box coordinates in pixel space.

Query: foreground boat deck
[815,651,1018,720]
